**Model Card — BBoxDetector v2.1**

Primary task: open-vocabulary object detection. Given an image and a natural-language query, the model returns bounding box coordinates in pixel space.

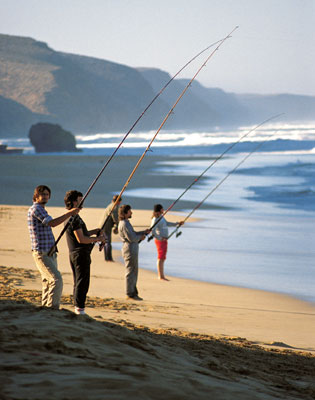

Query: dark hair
[64,190,83,210]
[33,185,51,202]
[152,203,163,218]
[118,204,131,221]
[154,204,163,213]
[112,194,122,203]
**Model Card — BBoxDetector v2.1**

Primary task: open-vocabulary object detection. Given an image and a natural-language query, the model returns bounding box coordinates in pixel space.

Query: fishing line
[168,136,276,239]
[98,26,239,250]
[47,30,237,256]
[148,113,283,241]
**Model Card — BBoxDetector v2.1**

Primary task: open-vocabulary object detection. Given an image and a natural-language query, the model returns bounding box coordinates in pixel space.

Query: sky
[0,0,314,96]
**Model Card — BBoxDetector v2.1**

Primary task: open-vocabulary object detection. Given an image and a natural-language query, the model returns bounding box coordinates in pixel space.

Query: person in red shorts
[150,204,184,281]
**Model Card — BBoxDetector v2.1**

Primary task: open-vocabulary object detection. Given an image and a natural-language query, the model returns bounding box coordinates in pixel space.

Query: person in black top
[64,190,104,315]
[99,194,122,262]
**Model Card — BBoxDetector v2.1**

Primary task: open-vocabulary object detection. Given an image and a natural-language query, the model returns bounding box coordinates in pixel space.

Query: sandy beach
[0,204,315,399]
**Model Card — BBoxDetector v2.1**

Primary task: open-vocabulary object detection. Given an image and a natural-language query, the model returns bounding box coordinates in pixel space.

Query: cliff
[0,33,314,138]
[0,34,169,137]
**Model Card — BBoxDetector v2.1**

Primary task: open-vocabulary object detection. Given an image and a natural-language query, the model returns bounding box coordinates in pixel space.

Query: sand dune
[1,268,315,400]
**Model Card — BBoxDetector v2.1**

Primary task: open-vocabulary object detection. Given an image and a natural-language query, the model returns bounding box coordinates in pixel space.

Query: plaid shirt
[27,203,55,252]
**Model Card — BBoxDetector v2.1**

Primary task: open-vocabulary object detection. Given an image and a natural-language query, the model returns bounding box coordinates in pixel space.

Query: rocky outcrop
[28,123,80,153]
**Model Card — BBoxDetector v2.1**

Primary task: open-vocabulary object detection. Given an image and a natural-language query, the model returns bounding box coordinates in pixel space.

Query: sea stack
[28,122,80,153]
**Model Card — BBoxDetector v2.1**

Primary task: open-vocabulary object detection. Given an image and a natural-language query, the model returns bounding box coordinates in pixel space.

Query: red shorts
[155,239,168,260]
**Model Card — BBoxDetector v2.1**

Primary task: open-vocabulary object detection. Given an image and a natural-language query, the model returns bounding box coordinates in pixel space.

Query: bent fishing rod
[168,137,273,240]
[98,26,239,250]
[47,32,236,256]
[147,113,283,241]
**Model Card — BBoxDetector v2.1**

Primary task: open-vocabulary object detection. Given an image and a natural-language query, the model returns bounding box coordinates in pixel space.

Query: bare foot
[159,277,169,281]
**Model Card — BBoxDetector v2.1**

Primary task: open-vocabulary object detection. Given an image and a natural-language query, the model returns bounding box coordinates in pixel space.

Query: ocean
[1,121,315,302]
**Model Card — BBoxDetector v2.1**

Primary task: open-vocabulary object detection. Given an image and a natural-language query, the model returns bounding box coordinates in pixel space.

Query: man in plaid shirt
[28,185,80,309]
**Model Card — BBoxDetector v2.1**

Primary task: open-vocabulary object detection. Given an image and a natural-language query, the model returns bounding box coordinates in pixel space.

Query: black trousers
[103,231,113,261]
[69,250,91,309]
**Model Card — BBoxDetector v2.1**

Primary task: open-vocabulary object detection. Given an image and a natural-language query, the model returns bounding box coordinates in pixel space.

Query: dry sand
[1,204,315,399]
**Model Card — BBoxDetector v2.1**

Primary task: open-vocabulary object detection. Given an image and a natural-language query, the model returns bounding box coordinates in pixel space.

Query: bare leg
[157,259,169,281]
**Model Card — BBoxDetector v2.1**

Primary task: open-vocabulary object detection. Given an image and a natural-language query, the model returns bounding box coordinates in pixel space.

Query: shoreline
[1,202,313,305]
[1,152,314,303]
[1,204,315,355]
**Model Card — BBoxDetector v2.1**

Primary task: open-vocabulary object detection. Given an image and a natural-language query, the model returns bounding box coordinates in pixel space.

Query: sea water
[117,151,315,303]
[2,122,315,302]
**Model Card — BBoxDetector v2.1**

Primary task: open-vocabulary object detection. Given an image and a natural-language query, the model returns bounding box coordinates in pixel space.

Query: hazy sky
[0,0,314,96]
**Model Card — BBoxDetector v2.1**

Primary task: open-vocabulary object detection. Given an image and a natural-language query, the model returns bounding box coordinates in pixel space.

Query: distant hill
[138,68,250,127]
[236,93,315,123]
[139,68,315,126]
[0,34,170,137]
[137,68,221,129]
[0,94,44,136]
[0,34,314,138]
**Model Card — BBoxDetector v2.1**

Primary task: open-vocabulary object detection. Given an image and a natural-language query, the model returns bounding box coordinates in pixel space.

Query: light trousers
[32,251,63,309]
[122,243,139,297]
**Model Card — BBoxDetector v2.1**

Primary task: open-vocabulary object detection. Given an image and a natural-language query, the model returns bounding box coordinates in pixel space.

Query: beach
[1,204,315,399]
[1,151,315,302]
[1,127,315,398]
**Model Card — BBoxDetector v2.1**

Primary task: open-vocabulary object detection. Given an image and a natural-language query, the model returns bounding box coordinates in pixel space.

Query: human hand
[70,207,81,215]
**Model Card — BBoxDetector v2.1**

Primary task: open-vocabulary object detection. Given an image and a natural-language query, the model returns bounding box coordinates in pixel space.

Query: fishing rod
[168,137,273,239]
[98,26,239,250]
[147,113,283,241]
[47,33,235,256]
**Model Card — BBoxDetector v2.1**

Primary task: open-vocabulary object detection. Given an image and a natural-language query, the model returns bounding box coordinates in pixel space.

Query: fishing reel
[175,231,182,238]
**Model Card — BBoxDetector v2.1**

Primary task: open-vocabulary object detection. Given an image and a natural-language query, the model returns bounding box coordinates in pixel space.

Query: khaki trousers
[32,251,63,308]
[122,242,139,298]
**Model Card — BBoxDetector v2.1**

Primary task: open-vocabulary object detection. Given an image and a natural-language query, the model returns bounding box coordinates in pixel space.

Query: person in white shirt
[150,204,184,281]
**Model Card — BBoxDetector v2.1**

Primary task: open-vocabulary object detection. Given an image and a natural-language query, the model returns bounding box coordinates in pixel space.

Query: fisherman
[150,204,184,281]
[64,190,104,315]
[27,185,80,309]
[99,195,122,262]
[44,35,235,252]
[118,204,149,301]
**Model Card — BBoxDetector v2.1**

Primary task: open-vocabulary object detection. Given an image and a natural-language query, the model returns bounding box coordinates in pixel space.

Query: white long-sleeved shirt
[150,216,177,241]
